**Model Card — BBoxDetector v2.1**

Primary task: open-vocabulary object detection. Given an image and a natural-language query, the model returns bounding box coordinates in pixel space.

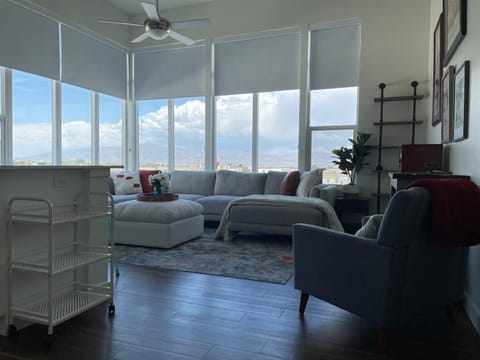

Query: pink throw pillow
[139,170,161,193]
[280,171,300,196]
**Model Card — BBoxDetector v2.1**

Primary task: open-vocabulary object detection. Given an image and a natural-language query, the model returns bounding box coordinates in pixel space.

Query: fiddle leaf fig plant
[332,132,372,185]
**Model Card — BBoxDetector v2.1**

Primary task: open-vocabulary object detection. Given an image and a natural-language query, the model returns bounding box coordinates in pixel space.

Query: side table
[334,197,370,234]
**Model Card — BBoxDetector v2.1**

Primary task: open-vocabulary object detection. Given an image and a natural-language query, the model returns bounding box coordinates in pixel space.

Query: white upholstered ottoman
[114,199,204,248]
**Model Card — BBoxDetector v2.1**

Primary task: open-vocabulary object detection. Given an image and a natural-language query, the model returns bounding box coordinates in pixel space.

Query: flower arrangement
[148,173,170,195]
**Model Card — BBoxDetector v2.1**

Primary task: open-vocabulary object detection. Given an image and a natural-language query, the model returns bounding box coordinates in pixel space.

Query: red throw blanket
[406,178,480,246]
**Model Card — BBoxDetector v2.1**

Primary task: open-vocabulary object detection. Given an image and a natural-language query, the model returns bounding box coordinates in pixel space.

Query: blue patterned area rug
[115,228,294,284]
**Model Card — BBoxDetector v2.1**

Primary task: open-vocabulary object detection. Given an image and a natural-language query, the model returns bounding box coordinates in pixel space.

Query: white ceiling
[107,0,215,15]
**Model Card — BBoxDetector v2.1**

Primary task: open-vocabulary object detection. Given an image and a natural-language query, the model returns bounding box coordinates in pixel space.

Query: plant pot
[342,184,360,199]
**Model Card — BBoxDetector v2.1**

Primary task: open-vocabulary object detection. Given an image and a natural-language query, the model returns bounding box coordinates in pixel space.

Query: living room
[0,0,479,358]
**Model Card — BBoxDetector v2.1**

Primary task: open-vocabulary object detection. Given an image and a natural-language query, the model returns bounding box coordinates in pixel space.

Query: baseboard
[464,292,480,335]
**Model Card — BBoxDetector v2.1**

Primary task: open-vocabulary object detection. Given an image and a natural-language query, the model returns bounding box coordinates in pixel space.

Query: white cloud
[13,123,51,158]
[62,121,91,150]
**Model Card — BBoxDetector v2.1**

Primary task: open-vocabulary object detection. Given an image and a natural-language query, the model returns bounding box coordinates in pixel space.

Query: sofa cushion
[178,193,206,201]
[296,169,324,197]
[115,199,204,223]
[107,176,115,194]
[214,170,266,196]
[264,171,287,194]
[112,195,137,204]
[112,171,142,195]
[196,195,239,216]
[355,215,383,239]
[169,171,216,195]
[280,171,300,195]
[139,169,160,193]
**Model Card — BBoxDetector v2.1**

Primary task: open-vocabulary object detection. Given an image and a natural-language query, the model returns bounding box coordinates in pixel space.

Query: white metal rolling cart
[7,192,115,336]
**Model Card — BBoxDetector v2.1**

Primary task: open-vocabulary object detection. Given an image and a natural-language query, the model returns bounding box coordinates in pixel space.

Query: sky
[8,69,358,168]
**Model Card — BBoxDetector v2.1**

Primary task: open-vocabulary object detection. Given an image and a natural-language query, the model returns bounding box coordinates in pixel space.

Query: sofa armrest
[308,184,339,206]
[293,223,406,322]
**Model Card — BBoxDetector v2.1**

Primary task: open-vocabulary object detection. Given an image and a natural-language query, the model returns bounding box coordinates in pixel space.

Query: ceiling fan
[99,0,211,45]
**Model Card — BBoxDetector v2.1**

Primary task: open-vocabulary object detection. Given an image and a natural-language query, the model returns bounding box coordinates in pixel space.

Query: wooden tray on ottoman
[136,193,179,202]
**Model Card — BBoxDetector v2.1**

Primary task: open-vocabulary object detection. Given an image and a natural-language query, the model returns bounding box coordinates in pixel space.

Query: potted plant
[332,132,372,198]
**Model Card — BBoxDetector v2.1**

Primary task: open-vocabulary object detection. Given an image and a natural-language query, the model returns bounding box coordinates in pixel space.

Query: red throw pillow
[280,171,300,196]
[139,170,161,193]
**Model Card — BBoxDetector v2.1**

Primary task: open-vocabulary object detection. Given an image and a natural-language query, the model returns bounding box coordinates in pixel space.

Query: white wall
[427,0,480,334]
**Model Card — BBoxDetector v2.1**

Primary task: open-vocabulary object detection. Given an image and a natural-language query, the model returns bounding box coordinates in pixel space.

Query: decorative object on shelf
[432,12,444,126]
[332,132,371,198]
[443,0,467,65]
[148,172,170,196]
[136,192,179,202]
[453,60,469,142]
[441,66,455,143]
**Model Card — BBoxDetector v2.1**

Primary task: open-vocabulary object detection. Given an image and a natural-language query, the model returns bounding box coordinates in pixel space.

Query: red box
[400,144,443,172]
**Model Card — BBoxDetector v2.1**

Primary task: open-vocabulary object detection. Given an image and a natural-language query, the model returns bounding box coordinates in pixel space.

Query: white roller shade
[61,25,127,99]
[134,45,206,100]
[214,32,300,96]
[310,24,361,90]
[0,0,59,79]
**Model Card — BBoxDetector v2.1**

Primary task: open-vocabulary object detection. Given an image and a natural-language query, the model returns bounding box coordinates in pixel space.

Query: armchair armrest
[309,184,339,206]
[293,223,406,323]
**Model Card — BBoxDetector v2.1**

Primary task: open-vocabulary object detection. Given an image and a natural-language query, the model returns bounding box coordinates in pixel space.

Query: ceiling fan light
[149,28,170,40]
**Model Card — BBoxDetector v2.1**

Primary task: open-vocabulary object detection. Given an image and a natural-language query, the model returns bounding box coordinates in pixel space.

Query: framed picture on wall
[443,0,467,65]
[453,60,469,142]
[441,66,455,143]
[432,13,444,126]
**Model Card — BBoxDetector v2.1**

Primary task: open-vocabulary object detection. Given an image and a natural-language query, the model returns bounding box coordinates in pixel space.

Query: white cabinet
[7,192,115,336]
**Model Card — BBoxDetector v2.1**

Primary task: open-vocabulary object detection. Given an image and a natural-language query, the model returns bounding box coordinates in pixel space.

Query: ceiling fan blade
[169,31,196,46]
[140,2,160,22]
[131,32,151,43]
[171,18,211,30]
[99,20,144,27]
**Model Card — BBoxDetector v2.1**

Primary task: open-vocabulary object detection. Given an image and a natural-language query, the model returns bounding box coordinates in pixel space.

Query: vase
[153,184,164,196]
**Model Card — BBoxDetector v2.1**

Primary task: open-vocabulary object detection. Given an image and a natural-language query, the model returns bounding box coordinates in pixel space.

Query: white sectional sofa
[108,169,342,244]
[108,169,338,221]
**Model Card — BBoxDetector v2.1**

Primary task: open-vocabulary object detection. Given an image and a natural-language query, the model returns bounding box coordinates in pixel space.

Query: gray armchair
[293,187,468,346]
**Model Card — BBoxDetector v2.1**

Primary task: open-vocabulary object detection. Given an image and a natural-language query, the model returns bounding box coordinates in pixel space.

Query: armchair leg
[299,291,310,314]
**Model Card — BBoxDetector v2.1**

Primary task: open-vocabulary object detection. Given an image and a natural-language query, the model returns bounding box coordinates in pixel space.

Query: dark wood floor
[1,263,479,359]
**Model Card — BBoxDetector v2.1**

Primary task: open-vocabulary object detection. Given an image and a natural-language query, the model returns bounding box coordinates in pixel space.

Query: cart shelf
[10,208,111,224]
[12,290,111,327]
[12,250,111,274]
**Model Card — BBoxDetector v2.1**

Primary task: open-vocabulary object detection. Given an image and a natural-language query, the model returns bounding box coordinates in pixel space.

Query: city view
[10,70,354,184]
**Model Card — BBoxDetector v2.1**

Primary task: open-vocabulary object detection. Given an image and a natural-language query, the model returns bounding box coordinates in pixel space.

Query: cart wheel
[108,303,115,315]
[8,324,17,337]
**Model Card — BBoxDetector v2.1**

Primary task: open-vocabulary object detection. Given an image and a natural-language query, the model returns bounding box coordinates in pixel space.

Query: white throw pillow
[296,168,324,197]
[355,215,383,239]
[112,171,142,195]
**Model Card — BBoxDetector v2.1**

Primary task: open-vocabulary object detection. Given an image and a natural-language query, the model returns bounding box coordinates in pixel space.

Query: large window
[216,94,252,172]
[12,70,52,165]
[138,97,206,171]
[174,97,205,170]
[309,24,360,182]
[310,87,358,184]
[215,90,299,173]
[99,93,123,165]
[62,83,91,165]
[138,99,168,170]
[258,90,299,172]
